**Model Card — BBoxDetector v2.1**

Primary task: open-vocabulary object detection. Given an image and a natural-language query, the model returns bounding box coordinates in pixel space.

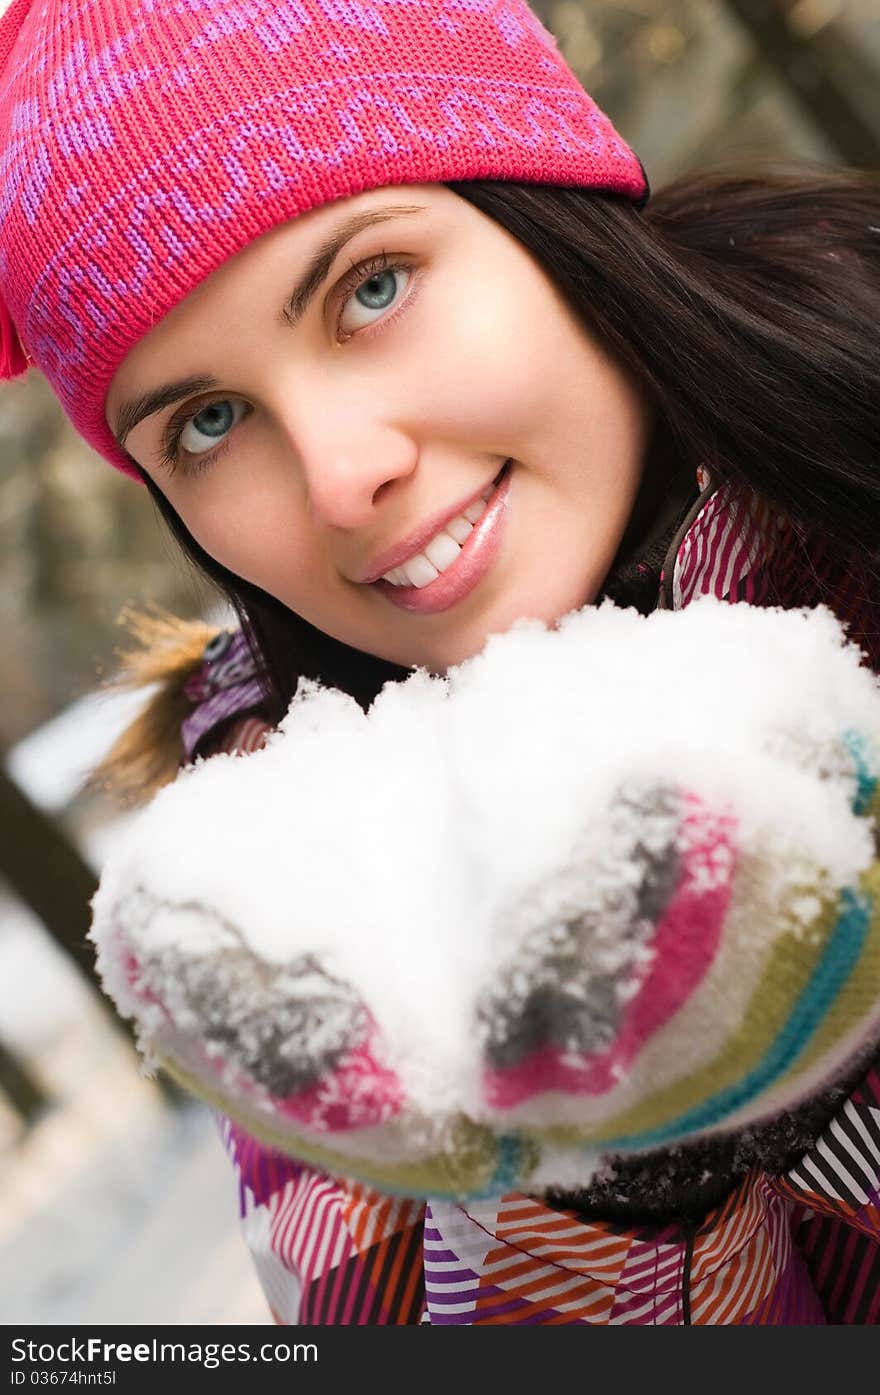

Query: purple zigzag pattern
[443,0,557,50]
[24,76,632,399]
[1,5,166,227]
[0,0,560,231]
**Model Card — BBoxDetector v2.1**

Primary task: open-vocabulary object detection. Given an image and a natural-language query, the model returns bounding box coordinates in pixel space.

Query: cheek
[435,266,617,450]
[185,485,312,591]
[401,260,560,435]
[421,289,564,443]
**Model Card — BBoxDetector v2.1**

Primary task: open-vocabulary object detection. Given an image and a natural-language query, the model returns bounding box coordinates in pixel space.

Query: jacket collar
[657,469,781,612]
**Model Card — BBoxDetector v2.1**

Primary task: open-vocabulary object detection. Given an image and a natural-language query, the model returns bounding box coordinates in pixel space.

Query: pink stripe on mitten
[483,793,738,1110]
[110,909,404,1133]
[275,1032,405,1133]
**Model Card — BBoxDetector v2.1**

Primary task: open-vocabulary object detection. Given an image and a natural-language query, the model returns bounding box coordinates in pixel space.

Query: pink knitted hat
[0,0,648,479]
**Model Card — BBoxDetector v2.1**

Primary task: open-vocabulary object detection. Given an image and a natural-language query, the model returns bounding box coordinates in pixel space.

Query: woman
[2,0,878,1323]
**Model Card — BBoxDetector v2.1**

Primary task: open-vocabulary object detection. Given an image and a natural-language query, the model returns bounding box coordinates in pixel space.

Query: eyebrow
[114,374,220,449]
[279,203,426,329]
[112,203,426,446]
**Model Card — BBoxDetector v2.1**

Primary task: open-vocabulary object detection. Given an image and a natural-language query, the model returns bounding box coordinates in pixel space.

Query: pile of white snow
[89,598,880,1156]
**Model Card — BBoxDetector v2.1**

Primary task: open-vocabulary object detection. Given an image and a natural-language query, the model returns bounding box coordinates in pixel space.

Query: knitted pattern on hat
[0,0,648,477]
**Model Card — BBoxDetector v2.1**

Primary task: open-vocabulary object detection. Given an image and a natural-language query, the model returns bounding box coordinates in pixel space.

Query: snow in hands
[88,598,880,1195]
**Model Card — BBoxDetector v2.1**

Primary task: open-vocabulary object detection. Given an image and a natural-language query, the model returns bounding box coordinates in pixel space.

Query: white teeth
[401,554,439,588]
[424,531,462,572]
[379,483,498,587]
[446,515,474,544]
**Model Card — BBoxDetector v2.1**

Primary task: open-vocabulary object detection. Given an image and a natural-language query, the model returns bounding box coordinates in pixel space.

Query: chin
[374,575,600,674]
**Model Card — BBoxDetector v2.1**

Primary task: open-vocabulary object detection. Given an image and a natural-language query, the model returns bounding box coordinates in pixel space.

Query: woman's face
[107,184,653,673]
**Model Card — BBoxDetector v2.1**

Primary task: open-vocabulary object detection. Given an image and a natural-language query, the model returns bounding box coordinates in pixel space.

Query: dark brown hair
[138,157,880,725]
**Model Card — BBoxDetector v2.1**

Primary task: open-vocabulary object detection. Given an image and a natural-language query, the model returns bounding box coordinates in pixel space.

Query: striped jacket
[181,467,880,1324]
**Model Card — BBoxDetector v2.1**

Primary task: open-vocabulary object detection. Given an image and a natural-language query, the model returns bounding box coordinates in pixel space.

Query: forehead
[105,183,458,417]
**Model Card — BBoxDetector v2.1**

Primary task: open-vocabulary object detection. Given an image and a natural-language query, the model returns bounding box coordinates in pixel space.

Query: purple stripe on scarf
[181,677,269,760]
[180,627,271,761]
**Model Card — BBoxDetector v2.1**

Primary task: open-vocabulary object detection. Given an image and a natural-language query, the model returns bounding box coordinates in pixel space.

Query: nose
[286,409,418,531]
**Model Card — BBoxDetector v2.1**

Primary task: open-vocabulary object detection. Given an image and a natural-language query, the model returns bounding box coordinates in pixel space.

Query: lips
[358,464,509,586]
[372,460,513,616]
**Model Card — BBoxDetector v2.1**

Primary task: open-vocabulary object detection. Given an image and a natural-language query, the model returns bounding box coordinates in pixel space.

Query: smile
[372,461,512,615]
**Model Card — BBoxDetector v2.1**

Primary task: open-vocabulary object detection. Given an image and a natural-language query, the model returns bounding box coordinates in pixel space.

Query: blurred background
[2,0,879,1325]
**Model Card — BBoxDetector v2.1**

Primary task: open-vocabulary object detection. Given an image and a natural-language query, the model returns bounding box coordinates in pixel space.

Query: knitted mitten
[89,599,880,1199]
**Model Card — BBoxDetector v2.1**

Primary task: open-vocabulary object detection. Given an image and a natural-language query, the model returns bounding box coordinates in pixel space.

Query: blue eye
[357,269,398,309]
[179,398,247,455]
[339,263,410,336]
